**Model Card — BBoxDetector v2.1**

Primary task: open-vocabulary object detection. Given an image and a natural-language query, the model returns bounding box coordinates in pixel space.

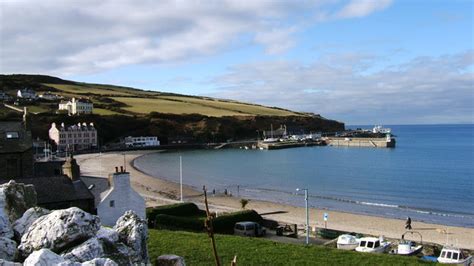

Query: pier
[325,137,395,148]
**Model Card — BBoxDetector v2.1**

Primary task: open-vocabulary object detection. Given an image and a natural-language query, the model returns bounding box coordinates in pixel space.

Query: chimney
[120,166,124,172]
[115,166,118,173]
[63,154,81,181]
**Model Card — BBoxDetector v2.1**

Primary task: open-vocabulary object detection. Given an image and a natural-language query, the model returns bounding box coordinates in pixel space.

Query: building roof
[1,176,94,204]
[0,121,32,154]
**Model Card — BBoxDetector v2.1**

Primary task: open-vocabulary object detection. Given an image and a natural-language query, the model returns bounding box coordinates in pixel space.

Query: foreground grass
[148,229,434,265]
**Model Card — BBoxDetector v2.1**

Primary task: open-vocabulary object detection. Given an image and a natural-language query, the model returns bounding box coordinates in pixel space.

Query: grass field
[44,83,135,96]
[148,229,433,265]
[93,108,123,115]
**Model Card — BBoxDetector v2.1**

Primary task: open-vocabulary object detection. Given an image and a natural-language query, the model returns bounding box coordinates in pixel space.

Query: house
[49,122,98,152]
[58,97,93,115]
[38,92,60,101]
[97,167,145,226]
[124,136,160,148]
[0,91,11,101]
[17,88,36,99]
[0,109,34,179]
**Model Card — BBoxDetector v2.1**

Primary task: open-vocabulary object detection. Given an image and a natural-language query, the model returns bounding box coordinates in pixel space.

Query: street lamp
[296,188,309,245]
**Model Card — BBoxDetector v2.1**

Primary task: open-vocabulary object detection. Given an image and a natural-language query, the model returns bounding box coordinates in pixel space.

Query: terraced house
[49,122,98,152]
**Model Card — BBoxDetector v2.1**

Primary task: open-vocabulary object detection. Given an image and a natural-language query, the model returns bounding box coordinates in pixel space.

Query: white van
[234,221,266,237]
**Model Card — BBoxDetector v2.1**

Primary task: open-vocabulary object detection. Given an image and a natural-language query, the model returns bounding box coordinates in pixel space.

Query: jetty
[325,136,395,148]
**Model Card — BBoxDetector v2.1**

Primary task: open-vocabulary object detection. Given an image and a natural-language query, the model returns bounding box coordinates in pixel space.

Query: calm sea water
[134,124,474,227]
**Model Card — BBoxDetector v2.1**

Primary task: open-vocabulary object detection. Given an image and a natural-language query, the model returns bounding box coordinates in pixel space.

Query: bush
[154,214,204,232]
[213,210,263,234]
[146,203,206,226]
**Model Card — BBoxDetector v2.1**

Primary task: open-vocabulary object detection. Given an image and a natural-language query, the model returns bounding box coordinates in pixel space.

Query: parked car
[234,221,266,237]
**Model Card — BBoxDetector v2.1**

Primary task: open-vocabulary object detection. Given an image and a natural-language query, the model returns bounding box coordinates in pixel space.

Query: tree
[240,199,249,209]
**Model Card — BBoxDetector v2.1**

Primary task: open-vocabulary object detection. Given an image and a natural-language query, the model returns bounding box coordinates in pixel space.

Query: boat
[355,236,391,253]
[337,234,360,250]
[372,125,391,134]
[437,246,472,265]
[391,231,423,256]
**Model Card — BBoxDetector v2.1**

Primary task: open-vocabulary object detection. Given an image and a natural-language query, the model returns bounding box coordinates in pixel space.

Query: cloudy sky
[1,0,473,124]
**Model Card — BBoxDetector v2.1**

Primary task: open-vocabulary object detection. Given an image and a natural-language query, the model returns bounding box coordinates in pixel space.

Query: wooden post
[203,186,221,266]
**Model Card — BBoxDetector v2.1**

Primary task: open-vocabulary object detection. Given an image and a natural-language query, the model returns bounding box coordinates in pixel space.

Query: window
[109,200,115,207]
[367,242,374,248]
[441,251,446,258]
[374,241,380,248]
[447,252,452,259]
[360,241,366,247]
[6,132,19,139]
[453,253,458,260]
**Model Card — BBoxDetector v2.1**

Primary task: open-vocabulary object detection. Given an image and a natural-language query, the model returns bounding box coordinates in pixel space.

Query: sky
[1,0,473,125]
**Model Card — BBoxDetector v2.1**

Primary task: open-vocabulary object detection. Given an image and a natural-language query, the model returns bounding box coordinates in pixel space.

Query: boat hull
[337,243,359,250]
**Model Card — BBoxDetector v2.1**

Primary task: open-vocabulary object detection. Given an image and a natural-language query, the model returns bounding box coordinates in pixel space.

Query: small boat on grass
[391,231,423,256]
[437,246,472,265]
[355,236,391,253]
[337,234,360,250]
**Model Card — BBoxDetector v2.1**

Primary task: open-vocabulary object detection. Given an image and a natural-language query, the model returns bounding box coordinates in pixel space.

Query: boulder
[18,207,100,257]
[114,211,148,264]
[96,227,118,243]
[156,255,186,266]
[62,238,104,263]
[0,181,36,238]
[24,249,65,265]
[81,258,118,266]
[12,207,50,240]
[0,237,17,261]
[0,259,21,266]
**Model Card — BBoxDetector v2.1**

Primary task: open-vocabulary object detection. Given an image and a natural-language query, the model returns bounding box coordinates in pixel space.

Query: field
[148,229,432,265]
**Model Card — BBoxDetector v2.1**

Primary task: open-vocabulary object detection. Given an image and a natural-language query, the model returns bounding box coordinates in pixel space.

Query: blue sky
[1,0,473,124]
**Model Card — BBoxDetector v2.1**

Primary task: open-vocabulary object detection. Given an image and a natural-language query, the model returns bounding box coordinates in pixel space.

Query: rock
[0,181,36,238]
[0,180,37,222]
[24,249,65,265]
[156,255,186,266]
[114,211,148,264]
[0,259,21,266]
[62,238,104,263]
[96,227,118,243]
[18,207,100,257]
[12,207,50,240]
[81,258,118,266]
[0,237,17,261]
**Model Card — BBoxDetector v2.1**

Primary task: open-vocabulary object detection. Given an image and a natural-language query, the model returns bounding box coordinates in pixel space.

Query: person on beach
[405,217,412,230]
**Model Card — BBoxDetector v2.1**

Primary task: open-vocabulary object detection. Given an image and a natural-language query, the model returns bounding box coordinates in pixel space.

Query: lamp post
[296,188,309,245]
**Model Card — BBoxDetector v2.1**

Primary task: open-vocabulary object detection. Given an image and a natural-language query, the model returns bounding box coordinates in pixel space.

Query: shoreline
[76,151,474,250]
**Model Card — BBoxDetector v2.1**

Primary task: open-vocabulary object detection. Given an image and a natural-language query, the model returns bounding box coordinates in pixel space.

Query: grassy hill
[148,229,432,265]
[1,74,300,117]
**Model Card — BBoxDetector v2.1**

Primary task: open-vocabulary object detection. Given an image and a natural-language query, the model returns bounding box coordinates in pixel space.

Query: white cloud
[337,0,393,19]
[209,51,474,124]
[0,0,392,75]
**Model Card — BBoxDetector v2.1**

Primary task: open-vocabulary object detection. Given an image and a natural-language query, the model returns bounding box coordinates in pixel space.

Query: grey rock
[81,258,118,266]
[156,255,186,266]
[0,259,21,266]
[62,238,104,263]
[18,207,100,257]
[24,248,65,266]
[96,227,118,243]
[0,237,16,261]
[12,207,50,241]
[114,211,148,264]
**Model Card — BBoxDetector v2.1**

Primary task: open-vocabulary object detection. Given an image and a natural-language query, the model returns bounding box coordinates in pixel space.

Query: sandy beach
[76,151,474,250]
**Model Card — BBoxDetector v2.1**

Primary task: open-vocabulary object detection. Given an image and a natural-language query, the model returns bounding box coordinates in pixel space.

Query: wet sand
[76,151,474,250]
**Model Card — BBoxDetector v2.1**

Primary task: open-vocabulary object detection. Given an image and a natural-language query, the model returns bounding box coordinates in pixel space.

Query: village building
[58,97,93,115]
[124,136,160,148]
[38,92,60,101]
[97,167,145,226]
[17,88,36,99]
[49,122,98,152]
[0,109,34,179]
[0,91,11,101]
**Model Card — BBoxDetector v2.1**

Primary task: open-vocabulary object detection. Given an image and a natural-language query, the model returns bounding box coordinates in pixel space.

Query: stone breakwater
[0,180,151,265]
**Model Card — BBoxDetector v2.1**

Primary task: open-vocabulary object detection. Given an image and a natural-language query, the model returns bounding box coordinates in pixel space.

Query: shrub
[146,202,206,227]
[154,214,204,232]
[213,210,263,234]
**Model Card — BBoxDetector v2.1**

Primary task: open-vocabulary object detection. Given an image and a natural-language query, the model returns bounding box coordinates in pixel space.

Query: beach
[76,151,474,250]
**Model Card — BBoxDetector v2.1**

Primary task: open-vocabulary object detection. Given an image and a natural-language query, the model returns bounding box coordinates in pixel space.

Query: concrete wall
[97,171,145,226]
[328,137,395,148]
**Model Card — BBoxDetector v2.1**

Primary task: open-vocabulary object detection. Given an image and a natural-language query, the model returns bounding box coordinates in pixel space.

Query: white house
[58,97,93,115]
[17,88,36,99]
[124,136,160,148]
[38,92,60,101]
[97,167,146,226]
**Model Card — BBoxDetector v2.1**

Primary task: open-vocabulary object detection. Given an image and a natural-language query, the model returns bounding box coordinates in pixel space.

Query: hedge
[213,210,263,234]
[146,202,205,222]
[154,214,204,232]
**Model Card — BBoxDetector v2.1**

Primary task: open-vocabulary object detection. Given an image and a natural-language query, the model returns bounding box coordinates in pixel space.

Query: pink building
[49,122,98,152]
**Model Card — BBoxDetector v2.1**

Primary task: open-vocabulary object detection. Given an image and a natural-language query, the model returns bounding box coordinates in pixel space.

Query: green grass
[44,83,134,96]
[25,105,50,114]
[93,108,123,115]
[148,229,434,265]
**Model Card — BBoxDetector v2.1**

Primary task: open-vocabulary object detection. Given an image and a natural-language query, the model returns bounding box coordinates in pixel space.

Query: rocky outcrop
[0,181,37,239]
[62,238,104,263]
[96,227,118,243]
[114,211,148,264]
[0,259,21,266]
[12,207,50,241]
[156,255,186,266]
[18,207,100,257]
[57,258,118,266]
[24,249,65,265]
[0,237,17,261]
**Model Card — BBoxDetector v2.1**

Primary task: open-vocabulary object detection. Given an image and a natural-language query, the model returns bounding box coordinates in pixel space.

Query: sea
[134,124,474,227]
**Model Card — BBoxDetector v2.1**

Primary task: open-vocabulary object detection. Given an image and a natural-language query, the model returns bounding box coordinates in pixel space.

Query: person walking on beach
[405,217,412,230]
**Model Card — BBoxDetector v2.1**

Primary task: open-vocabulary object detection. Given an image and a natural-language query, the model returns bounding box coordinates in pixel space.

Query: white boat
[391,231,423,256]
[372,125,391,134]
[355,236,391,253]
[337,234,360,250]
[437,246,472,265]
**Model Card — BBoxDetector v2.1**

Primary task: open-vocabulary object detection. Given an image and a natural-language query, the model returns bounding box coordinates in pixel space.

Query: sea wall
[327,137,395,148]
